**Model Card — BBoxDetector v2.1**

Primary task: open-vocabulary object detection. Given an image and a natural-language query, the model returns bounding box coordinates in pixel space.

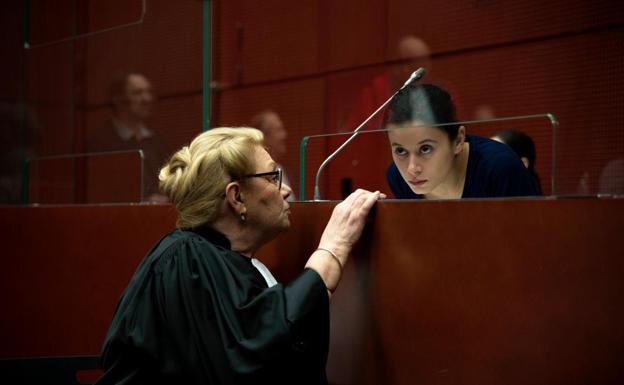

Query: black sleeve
[100,236,330,385]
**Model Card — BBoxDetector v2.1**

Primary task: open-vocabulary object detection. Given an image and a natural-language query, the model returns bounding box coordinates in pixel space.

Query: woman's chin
[409,184,429,195]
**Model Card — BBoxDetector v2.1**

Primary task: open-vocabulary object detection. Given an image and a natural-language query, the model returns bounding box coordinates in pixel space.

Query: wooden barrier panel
[0,204,177,357]
[1,198,623,384]
[263,198,624,384]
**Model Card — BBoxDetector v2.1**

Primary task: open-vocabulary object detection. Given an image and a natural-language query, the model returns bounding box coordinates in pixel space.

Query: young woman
[384,84,539,199]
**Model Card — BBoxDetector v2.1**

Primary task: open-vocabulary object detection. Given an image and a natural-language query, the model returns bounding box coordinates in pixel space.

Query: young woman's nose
[407,155,422,175]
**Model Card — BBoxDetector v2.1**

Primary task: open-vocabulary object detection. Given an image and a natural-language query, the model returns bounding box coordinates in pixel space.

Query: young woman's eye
[419,145,433,155]
[394,147,408,156]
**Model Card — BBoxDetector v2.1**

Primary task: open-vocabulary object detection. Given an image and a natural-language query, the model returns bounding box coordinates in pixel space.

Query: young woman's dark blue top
[387,135,540,199]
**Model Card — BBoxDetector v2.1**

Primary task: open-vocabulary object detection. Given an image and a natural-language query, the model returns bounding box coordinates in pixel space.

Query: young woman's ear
[454,125,466,154]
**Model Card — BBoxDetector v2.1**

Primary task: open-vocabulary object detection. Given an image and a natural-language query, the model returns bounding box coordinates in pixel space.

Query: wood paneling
[0,204,177,357]
[1,198,622,385]
[268,198,624,384]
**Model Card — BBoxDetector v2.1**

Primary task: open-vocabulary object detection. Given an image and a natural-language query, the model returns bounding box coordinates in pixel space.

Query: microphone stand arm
[313,93,396,201]
[312,68,425,201]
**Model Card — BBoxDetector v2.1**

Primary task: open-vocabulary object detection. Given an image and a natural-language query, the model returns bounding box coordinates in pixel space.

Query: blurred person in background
[345,35,432,132]
[87,71,167,202]
[491,129,543,195]
[598,158,624,195]
[251,110,297,201]
[0,103,39,204]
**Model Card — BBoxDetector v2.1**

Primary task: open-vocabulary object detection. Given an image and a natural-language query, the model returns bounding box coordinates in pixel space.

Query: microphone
[312,68,426,200]
[400,67,426,90]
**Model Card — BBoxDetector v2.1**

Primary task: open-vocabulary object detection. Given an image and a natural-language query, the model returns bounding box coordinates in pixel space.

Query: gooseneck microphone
[312,68,426,200]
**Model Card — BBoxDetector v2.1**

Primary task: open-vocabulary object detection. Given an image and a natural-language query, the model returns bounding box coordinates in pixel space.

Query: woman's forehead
[254,145,276,169]
[388,124,447,144]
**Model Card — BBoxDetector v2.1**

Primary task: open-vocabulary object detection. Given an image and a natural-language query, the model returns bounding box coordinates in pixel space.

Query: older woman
[95,127,384,385]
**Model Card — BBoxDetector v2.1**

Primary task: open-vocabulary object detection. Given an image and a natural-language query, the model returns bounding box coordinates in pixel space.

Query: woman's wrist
[316,247,343,278]
[305,247,344,294]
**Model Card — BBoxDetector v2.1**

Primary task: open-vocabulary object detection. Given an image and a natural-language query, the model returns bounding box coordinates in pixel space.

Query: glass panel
[4,1,623,204]
[25,0,145,48]
[4,0,206,205]
[300,115,557,201]
[25,150,144,204]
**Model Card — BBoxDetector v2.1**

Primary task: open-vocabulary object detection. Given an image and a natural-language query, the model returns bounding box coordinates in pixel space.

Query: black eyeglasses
[243,168,282,189]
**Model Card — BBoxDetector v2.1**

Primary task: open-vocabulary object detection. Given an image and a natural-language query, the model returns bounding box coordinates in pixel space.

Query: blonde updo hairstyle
[159,127,264,229]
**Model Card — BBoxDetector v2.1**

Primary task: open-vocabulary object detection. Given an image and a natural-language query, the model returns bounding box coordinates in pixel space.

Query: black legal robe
[96,226,329,385]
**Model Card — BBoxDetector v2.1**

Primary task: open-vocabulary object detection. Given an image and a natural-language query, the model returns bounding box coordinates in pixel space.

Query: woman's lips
[409,179,427,187]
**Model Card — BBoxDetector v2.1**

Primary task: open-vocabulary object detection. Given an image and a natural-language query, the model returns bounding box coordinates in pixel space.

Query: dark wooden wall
[1,198,622,384]
[0,204,177,356]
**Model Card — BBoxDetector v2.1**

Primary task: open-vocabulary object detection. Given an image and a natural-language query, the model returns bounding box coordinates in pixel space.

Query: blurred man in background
[87,71,167,202]
[250,110,296,201]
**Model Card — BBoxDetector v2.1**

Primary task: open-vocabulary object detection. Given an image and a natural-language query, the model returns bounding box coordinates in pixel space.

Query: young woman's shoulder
[465,135,538,197]
[468,135,517,159]
[467,135,524,172]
